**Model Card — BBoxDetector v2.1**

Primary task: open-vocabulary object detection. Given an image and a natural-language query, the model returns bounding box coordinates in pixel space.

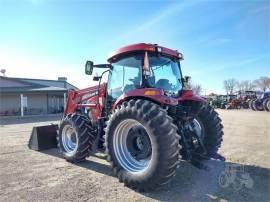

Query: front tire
[105,99,181,191]
[57,113,94,163]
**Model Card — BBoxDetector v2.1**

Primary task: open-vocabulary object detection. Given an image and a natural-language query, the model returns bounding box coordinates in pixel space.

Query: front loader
[31,43,225,191]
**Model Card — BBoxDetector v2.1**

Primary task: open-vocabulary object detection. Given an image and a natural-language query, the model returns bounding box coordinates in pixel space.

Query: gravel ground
[0,110,269,201]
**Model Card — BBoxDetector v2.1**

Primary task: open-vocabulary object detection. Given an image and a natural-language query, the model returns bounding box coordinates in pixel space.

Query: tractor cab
[107,51,183,100]
[85,43,185,102]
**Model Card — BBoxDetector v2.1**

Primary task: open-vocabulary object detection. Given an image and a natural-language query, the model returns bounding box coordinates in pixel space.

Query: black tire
[242,102,249,109]
[57,113,94,163]
[250,100,256,111]
[263,98,270,112]
[248,100,253,109]
[267,99,270,111]
[185,103,224,157]
[253,99,264,111]
[105,99,181,191]
[236,104,242,110]
[198,105,224,156]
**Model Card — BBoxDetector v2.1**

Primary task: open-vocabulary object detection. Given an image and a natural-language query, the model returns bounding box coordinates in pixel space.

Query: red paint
[107,43,182,63]
[64,83,107,121]
[65,87,206,118]
[178,90,207,103]
[113,88,179,109]
[112,89,206,109]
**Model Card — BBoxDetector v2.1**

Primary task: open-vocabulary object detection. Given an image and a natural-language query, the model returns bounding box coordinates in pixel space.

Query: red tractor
[58,43,224,191]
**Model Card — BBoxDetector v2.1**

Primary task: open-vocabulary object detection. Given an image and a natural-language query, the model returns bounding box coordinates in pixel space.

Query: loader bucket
[28,124,59,151]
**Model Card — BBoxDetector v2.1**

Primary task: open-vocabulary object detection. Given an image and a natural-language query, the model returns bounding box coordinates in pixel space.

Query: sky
[0,0,269,94]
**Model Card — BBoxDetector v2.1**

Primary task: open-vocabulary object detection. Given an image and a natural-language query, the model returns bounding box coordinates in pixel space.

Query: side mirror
[182,76,192,89]
[184,76,191,83]
[85,61,94,75]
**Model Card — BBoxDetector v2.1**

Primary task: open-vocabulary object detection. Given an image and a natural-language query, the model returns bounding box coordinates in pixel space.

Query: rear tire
[263,98,270,112]
[250,100,256,111]
[105,99,181,191]
[236,104,242,109]
[181,102,225,162]
[267,99,270,111]
[243,103,248,109]
[248,100,252,109]
[186,103,224,157]
[57,113,94,163]
[198,105,224,156]
[253,99,264,111]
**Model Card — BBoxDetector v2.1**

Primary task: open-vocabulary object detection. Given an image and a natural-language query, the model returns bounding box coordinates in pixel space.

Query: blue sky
[0,0,269,94]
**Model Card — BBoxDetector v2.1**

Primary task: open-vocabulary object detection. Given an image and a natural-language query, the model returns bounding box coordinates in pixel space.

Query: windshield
[107,52,182,100]
[147,54,182,95]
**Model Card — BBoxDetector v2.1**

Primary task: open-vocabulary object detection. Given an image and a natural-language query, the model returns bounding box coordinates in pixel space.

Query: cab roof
[107,43,183,63]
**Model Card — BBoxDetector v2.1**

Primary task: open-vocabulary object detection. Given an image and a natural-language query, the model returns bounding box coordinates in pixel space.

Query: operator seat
[155,79,171,91]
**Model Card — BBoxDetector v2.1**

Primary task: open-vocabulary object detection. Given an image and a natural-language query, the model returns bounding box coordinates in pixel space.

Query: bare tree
[192,84,202,95]
[237,80,256,92]
[223,78,237,94]
[254,76,270,92]
[237,81,244,92]
[244,80,256,91]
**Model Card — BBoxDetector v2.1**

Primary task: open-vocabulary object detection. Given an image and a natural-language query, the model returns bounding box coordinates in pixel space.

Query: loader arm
[64,83,107,121]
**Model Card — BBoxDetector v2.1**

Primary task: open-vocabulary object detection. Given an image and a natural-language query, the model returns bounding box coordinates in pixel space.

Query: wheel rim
[62,124,78,155]
[193,119,203,137]
[188,118,203,139]
[113,119,152,173]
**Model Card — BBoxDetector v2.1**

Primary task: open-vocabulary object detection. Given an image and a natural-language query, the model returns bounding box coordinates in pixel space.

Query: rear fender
[178,90,207,103]
[112,89,207,110]
[112,88,178,110]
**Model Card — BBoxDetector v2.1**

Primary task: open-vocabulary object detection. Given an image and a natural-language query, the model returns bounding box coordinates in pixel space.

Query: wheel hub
[126,126,152,161]
[113,119,153,173]
[62,125,78,155]
[185,118,206,153]
[186,119,203,145]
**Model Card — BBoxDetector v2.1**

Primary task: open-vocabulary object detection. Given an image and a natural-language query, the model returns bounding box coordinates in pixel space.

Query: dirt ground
[0,110,269,201]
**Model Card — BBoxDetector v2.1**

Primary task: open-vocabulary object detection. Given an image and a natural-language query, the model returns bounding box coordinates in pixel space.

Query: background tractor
[209,95,227,109]
[223,94,242,109]
[238,90,257,109]
[56,43,224,191]
[225,94,241,109]
[251,91,270,111]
